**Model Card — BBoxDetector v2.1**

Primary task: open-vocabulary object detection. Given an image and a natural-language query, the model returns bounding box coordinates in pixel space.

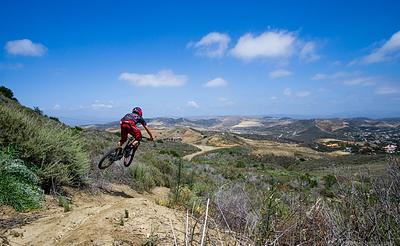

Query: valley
[1,94,399,245]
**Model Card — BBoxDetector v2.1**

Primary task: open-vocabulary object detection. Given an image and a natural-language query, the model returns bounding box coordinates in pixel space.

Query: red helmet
[132,107,143,117]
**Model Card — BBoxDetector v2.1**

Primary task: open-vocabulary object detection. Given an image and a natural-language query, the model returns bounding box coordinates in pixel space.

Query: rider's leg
[131,140,139,147]
[131,126,142,148]
[119,123,129,148]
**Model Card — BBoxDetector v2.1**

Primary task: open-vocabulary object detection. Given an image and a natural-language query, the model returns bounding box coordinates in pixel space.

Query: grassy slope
[0,95,93,210]
[0,95,90,187]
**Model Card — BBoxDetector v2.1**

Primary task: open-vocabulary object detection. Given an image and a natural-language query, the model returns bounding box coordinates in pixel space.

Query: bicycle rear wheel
[98,148,121,169]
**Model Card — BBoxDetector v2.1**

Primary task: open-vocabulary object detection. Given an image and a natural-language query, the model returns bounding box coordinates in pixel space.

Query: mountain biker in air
[118,107,154,150]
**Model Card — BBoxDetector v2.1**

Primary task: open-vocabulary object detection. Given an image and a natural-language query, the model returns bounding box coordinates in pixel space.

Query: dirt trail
[183,144,226,161]
[4,185,186,245]
[182,135,235,161]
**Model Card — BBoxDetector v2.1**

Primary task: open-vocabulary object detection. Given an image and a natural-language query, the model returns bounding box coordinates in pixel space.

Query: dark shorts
[120,121,142,144]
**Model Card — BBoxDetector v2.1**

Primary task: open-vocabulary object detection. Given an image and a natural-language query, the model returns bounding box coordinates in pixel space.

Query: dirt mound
[2,185,190,245]
[181,128,204,143]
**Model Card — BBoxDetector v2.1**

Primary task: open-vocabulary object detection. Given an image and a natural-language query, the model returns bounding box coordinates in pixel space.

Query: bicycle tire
[123,146,137,167]
[98,148,121,169]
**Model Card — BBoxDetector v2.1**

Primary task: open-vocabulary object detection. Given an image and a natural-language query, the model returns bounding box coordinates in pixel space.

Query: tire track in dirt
[5,185,185,245]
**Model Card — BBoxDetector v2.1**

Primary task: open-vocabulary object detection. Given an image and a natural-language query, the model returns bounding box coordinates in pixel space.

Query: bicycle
[98,136,153,169]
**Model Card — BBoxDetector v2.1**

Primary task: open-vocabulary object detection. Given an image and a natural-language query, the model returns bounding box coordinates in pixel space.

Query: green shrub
[49,116,61,123]
[136,151,179,188]
[58,195,72,212]
[168,185,201,207]
[142,225,159,245]
[323,174,337,190]
[159,150,179,157]
[236,160,246,168]
[0,102,90,188]
[74,126,83,132]
[0,151,43,211]
[0,86,18,101]
[299,173,318,189]
[130,162,164,192]
[33,106,43,116]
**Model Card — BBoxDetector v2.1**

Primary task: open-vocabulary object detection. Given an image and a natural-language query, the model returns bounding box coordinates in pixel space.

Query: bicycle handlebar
[142,136,156,147]
[126,136,155,147]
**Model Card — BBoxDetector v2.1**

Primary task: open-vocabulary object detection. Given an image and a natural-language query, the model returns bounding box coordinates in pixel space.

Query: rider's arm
[143,125,154,141]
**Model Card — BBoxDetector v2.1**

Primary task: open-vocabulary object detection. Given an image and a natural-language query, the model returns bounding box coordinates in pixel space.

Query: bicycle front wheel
[123,146,136,167]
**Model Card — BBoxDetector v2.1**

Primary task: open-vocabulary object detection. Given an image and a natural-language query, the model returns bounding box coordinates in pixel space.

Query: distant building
[326,143,340,148]
[384,144,397,154]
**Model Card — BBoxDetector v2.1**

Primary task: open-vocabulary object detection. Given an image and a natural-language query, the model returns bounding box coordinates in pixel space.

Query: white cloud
[189,32,230,58]
[90,100,113,110]
[91,103,113,110]
[53,104,61,110]
[283,88,311,97]
[296,90,311,97]
[342,77,375,86]
[187,100,199,108]
[231,31,297,60]
[119,70,187,87]
[375,86,400,95]
[230,30,320,63]
[360,30,400,64]
[311,73,328,80]
[299,41,320,62]
[5,39,47,56]
[269,69,292,79]
[312,71,378,87]
[218,97,234,105]
[269,96,278,100]
[204,77,228,87]
[311,71,353,80]
[283,88,292,96]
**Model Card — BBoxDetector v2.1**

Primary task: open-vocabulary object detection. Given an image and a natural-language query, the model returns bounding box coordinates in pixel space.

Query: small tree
[33,106,43,116]
[49,116,61,123]
[0,85,18,101]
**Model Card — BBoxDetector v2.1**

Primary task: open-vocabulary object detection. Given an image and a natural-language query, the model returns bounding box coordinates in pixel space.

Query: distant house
[384,144,397,154]
[326,143,340,148]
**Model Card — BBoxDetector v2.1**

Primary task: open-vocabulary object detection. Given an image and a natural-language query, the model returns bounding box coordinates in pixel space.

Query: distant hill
[83,115,400,143]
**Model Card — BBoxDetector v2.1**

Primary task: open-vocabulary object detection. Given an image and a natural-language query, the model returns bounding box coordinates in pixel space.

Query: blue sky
[1,0,400,124]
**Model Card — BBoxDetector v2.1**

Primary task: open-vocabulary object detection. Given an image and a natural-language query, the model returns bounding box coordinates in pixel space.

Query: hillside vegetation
[1,88,400,245]
[0,91,199,211]
[0,95,90,189]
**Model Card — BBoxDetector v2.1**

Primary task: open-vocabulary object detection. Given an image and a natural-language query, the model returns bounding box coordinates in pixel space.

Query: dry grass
[206,158,400,245]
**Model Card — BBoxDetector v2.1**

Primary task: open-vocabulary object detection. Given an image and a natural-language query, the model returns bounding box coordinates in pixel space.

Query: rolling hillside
[86,116,400,144]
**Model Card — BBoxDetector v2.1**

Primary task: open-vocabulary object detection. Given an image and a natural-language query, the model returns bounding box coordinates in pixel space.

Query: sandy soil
[3,185,188,245]
[231,120,263,128]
